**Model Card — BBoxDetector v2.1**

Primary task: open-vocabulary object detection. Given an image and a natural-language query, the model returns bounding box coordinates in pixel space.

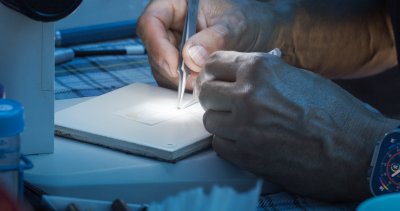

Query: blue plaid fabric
[55,39,156,100]
[55,39,359,210]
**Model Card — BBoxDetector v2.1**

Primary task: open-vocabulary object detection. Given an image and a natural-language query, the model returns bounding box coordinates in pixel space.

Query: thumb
[182,24,230,72]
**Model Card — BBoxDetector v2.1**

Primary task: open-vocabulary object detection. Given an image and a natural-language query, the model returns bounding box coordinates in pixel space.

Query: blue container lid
[0,99,24,137]
[357,193,400,211]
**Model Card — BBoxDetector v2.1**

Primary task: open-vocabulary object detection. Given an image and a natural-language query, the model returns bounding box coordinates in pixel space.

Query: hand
[137,0,285,90]
[195,51,400,201]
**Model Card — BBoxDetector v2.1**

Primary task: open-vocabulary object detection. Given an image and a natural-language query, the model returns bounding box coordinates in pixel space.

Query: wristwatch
[369,125,400,196]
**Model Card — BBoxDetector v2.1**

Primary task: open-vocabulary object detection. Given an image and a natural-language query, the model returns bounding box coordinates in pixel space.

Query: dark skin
[137,0,400,201]
[195,51,399,201]
[137,0,397,87]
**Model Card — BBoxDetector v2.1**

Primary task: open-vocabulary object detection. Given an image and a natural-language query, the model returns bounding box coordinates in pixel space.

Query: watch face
[370,131,400,196]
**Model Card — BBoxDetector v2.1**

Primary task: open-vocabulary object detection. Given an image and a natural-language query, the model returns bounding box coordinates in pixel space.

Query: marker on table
[55,45,147,65]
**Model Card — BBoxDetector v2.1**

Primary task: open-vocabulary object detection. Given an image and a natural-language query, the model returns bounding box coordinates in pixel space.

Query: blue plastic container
[0,99,24,137]
[0,99,32,201]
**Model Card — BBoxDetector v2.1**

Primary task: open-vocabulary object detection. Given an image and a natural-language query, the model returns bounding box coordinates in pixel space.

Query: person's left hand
[195,51,400,202]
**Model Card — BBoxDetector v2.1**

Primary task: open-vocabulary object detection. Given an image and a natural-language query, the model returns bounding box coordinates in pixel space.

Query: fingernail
[188,45,209,67]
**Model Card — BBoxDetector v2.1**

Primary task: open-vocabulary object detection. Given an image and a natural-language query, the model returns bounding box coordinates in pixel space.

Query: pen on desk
[55,45,147,65]
[55,20,137,47]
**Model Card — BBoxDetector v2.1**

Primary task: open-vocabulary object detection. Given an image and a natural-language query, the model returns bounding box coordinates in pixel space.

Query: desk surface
[24,97,357,210]
[25,97,268,204]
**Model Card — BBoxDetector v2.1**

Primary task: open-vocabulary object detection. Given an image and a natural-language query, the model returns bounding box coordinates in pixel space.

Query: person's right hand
[137,0,286,90]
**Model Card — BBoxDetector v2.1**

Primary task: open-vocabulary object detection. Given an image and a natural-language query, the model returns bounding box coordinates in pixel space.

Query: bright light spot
[114,98,204,126]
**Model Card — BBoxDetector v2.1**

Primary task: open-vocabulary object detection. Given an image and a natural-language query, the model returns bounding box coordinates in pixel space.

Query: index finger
[137,0,187,77]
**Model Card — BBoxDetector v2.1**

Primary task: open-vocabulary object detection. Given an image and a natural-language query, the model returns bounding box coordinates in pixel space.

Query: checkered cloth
[55,39,359,210]
[55,39,156,100]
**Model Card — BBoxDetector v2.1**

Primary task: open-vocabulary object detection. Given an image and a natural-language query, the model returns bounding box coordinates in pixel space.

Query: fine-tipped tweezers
[177,0,199,109]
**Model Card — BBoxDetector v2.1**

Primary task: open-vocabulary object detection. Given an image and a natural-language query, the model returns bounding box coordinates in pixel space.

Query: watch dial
[379,144,400,192]
[371,131,400,195]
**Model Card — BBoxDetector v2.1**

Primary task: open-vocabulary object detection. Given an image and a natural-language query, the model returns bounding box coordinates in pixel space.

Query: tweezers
[177,0,199,109]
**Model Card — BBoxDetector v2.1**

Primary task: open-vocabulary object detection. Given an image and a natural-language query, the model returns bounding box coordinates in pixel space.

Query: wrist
[361,115,400,170]
[366,118,400,149]
[235,0,297,53]
[341,113,400,200]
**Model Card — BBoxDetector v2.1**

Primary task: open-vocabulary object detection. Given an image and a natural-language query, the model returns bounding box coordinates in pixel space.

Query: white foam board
[55,83,211,161]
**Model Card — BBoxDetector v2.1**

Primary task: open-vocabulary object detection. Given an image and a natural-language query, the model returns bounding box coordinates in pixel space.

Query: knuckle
[136,14,150,39]
[235,85,254,106]
[148,57,162,71]
[249,53,267,69]
[237,53,269,80]
[211,25,228,48]
[198,83,212,110]
[231,84,244,103]
[231,83,257,119]
[226,10,248,35]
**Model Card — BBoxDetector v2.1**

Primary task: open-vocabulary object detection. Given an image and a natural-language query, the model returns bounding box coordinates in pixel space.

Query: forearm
[267,0,396,79]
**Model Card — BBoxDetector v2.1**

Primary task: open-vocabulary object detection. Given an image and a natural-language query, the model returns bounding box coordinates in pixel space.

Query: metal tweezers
[177,0,199,109]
